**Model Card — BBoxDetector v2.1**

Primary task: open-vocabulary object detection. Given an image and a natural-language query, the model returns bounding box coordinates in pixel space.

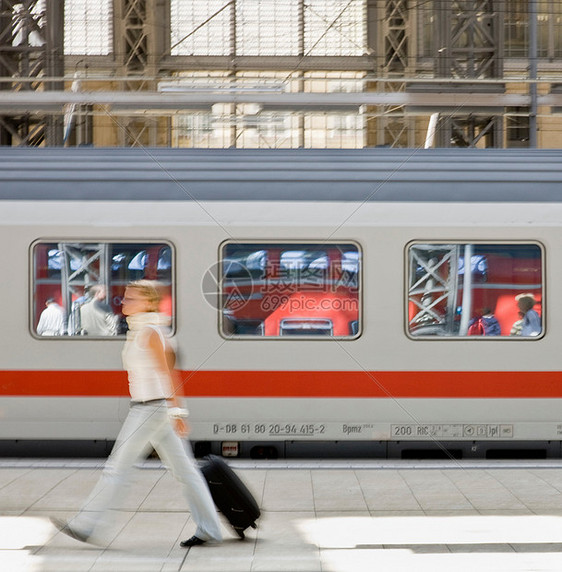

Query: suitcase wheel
[235,528,245,540]
[250,522,257,529]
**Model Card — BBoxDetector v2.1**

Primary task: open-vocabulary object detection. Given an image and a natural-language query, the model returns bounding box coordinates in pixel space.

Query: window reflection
[221,242,361,337]
[408,243,543,338]
[33,242,173,337]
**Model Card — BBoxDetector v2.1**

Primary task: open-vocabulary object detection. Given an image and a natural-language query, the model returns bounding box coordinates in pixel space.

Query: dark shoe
[50,517,90,544]
[180,535,206,547]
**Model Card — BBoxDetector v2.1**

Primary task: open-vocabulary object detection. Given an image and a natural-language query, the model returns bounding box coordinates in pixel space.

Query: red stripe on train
[1,370,562,398]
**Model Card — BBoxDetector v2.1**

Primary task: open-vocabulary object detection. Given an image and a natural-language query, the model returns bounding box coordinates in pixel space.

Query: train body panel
[1,200,560,373]
[1,148,562,456]
[1,395,562,444]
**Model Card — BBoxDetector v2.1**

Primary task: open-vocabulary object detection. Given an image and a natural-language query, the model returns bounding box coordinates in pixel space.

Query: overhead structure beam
[112,0,170,147]
[0,0,64,146]
[0,89,538,113]
[44,0,64,145]
[0,3,12,145]
[432,0,505,147]
[370,0,415,148]
[528,0,538,147]
[435,0,503,79]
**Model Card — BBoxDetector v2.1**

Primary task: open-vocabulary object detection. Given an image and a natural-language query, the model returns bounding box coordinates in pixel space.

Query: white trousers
[71,401,222,542]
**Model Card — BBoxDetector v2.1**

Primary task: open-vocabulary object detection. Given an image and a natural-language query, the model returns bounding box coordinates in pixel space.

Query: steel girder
[434,0,505,147]
[0,0,63,146]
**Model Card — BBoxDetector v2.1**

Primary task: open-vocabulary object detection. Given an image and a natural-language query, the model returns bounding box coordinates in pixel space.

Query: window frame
[405,240,546,341]
[30,238,176,340]
[218,239,363,340]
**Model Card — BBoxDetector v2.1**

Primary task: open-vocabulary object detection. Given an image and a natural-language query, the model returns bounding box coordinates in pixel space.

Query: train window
[32,241,174,338]
[407,242,543,339]
[220,242,361,338]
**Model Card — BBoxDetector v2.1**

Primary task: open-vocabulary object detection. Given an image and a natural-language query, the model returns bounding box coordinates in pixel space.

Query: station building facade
[0,0,561,148]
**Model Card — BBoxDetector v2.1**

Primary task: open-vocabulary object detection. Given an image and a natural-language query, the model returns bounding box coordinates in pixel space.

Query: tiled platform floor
[2,459,562,571]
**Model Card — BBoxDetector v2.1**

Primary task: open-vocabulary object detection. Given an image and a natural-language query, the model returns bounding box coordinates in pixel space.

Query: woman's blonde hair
[126,280,162,312]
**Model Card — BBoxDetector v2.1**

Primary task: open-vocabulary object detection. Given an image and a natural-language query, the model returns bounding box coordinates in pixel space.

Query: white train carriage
[1,147,562,458]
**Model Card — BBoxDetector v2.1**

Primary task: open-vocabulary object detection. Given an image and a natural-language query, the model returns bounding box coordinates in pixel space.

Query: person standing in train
[51,280,222,547]
[79,285,118,336]
[36,298,65,336]
[515,293,542,337]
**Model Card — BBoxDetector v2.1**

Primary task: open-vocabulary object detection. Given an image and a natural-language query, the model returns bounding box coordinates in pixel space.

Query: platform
[3,458,562,571]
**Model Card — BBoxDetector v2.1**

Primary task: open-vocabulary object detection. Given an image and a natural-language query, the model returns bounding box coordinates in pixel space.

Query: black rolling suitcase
[200,454,260,539]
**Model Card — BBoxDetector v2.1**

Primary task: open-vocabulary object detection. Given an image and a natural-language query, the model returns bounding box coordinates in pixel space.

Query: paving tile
[445,470,527,511]
[106,511,187,552]
[488,470,562,511]
[182,551,254,572]
[251,555,322,571]
[0,469,76,512]
[250,511,320,572]
[117,470,168,512]
[138,470,190,512]
[254,510,317,552]
[321,548,562,572]
[0,468,30,489]
[7,551,105,572]
[234,469,267,506]
[382,543,451,553]
[181,537,258,571]
[400,470,474,511]
[511,542,562,553]
[311,470,368,512]
[447,543,515,553]
[261,470,314,512]
[31,469,102,511]
[43,509,135,547]
[355,470,421,511]
[4,461,562,571]
[530,470,562,491]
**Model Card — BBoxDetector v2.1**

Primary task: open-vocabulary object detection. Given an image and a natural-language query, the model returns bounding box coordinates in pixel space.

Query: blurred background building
[0,0,561,148]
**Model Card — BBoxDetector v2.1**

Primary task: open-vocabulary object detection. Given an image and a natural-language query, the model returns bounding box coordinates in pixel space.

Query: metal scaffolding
[369,0,416,148]
[432,0,505,148]
[0,0,64,146]
[112,0,170,146]
[408,244,460,336]
[0,1,557,148]
[59,242,110,335]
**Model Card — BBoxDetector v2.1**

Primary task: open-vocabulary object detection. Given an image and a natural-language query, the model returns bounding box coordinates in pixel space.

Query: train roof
[1,147,562,202]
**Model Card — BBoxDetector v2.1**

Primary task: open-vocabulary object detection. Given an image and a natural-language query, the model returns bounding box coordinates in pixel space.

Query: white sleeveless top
[122,313,174,402]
